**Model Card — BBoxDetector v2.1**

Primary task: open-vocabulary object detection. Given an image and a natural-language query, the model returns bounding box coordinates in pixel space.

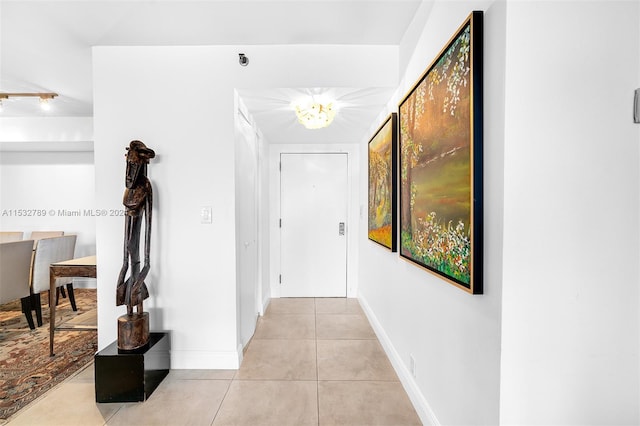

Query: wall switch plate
[201,206,212,224]
[634,88,640,123]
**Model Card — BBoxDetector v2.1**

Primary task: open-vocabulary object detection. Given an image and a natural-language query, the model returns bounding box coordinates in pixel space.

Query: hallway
[6,298,422,425]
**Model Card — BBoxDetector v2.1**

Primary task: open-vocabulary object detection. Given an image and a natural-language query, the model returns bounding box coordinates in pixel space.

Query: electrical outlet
[409,355,416,377]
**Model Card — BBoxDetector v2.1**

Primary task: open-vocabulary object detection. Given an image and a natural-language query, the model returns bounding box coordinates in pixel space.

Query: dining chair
[30,235,77,327]
[29,232,75,303]
[29,231,64,247]
[0,240,37,329]
[0,231,24,243]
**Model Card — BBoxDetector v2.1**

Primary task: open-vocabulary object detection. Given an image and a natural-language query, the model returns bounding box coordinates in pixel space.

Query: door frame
[268,143,360,299]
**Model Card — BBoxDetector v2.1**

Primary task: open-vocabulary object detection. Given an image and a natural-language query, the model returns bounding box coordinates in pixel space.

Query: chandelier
[294,100,336,130]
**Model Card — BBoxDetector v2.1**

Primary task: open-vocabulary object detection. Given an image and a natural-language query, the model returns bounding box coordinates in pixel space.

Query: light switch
[201,206,212,224]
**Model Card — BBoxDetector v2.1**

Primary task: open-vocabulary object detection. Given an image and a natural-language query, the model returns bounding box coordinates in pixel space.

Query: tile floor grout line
[209,377,235,426]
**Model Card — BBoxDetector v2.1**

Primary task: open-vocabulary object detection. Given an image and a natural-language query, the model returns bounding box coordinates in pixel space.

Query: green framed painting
[399,11,483,294]
[368,113,397,251]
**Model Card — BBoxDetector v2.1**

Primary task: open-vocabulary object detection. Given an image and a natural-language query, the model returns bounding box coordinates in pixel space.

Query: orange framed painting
[399,11,483,293]
[368,113,397,251]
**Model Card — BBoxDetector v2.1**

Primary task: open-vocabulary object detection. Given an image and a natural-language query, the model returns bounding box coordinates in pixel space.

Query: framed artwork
[368,113,397,251]
[399,11,483,294]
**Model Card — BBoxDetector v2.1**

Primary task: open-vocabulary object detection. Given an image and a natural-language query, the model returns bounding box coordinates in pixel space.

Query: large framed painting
[399,11,483,294]
[368,113,397,251]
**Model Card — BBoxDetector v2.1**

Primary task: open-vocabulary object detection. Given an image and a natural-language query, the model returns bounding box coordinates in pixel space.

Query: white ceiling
[0,0,422,144]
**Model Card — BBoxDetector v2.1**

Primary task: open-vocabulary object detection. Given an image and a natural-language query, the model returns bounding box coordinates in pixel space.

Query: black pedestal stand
[95,332,170,403]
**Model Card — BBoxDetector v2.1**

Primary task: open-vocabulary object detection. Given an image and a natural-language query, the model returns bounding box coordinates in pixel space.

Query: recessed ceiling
[1,0,422,144]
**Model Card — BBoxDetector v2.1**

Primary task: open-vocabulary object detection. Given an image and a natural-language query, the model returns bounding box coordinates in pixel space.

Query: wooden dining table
[49,255,97,356]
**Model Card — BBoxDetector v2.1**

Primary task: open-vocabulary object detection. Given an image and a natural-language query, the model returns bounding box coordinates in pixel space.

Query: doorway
[279,153,348,297]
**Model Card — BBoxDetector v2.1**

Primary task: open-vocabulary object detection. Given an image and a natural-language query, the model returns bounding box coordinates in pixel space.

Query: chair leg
[20,296,36,330]
[66,283,77,311]
[33,293,43,327]
[55,286,68,305]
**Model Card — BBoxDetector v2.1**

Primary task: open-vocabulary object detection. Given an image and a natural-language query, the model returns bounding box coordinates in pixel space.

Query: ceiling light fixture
[294,99,336,130]
[0,92,58,112]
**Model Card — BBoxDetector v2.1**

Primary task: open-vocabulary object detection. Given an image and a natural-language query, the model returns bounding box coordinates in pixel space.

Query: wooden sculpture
[116,140,155,351]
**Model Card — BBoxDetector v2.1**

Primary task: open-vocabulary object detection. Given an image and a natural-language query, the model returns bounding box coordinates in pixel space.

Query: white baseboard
[237,343,244,366]
[170,349,241,370]
[358,295,440,426]
[261,295,270,316]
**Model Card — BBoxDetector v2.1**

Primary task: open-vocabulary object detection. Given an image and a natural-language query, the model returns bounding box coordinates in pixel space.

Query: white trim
[359,295,440,426]
[237,343,245,366]
[261,296,270,317]
[170,349,241,370]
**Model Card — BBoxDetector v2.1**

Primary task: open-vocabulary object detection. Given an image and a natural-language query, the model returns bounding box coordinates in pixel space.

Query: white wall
[500,1,640,424]
[258,130,270,313]
[0,117,93,149]
[358,2,503,425]
[0,117,96,264]
[0,152,96,256]
[93,44,398,368]
[638,2,640,416]
[94,46,242,368]
[359,0,640,425]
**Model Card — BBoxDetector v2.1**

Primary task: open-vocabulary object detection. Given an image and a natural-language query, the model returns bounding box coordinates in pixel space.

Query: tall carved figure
[116,140,155,351]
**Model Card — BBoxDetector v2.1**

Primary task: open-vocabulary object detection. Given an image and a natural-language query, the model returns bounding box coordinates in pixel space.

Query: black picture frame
[398,11,483,294]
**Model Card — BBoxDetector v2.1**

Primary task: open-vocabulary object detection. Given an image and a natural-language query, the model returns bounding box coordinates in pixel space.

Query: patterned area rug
[0,289,97,420]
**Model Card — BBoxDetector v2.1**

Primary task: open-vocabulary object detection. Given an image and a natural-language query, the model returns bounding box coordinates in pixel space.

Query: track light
[0,92,58,112]
[39,96,52,111]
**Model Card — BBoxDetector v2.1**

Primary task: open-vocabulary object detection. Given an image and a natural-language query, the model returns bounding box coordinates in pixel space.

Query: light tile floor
[5,298,422,426]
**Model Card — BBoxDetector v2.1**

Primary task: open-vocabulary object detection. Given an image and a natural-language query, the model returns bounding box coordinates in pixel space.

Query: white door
[280,153,348,297]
